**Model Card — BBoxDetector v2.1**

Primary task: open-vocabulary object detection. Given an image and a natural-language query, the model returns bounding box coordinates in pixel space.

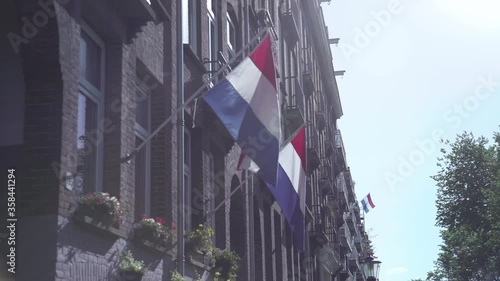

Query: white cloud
[387,266,409,275]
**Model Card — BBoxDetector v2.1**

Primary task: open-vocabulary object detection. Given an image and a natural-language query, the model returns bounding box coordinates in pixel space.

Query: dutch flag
[203,35,280,186]
[361,193,376,213]
[238,127,307,252]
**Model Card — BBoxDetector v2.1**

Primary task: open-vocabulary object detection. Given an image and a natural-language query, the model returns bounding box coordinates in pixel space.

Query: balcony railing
[354,234,363,253]
[320,165,333,195]
[307,122,321,173]
[344,170,356,203]
[325,128,335,158]
[281,0,300,46]
[316,111,326,132]
[346,211,359,237]
[283,77,305,139]
[349,242,360,272]
[339,225,353,252]
[302,54,315,96]
[336,172,348,206]
[335,130,348,170]
[311,204,328,246]
[324,215,337,243]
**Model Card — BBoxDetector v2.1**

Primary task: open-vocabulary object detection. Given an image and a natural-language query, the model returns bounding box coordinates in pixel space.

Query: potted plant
[119,250,147,281]
[170,270,184,281]
[256,8,268,27]
[76,192,124,227]
[133,215,175,252]
[185,224,214,263]
[212,249,241,281]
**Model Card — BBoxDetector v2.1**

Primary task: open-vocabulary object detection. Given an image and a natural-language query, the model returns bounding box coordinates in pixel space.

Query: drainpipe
[244,3,256,281]
[176,0,185,275]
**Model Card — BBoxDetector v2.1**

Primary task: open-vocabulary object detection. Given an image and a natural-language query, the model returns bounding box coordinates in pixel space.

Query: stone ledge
[133,237,172,255]
[74,213,127,239]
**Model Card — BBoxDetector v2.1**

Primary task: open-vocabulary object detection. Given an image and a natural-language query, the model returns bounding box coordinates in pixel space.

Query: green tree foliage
[430,131,500,281]
[361,228,375,256]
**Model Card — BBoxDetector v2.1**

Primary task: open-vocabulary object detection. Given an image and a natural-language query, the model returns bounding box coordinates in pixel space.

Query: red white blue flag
[238,127,307,252]
[203,35,280,186]
[361,193,376,213]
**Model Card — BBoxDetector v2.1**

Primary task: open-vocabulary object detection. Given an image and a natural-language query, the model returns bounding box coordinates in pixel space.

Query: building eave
[302,1,344,120]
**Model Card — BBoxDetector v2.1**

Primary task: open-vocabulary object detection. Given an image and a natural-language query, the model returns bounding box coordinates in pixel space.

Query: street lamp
[361,255,381,281]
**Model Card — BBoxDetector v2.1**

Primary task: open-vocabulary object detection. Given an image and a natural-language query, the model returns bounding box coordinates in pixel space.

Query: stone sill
[133,237,173,256]
[74,213,127,239]
[187,251,213,271]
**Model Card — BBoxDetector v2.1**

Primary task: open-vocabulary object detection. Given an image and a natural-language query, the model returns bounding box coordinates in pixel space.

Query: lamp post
[361,255,381,281]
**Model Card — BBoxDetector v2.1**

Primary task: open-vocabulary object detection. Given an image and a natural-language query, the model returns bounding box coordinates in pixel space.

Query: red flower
[172,224,177,230]
[155,217,166,224]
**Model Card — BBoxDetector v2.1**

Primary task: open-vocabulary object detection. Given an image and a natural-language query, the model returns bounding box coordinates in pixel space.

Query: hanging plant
[77,192,124,226]
[119,250,147,280]
[133,215,175,250]
[185,224,214,255]
[212,249,241,281]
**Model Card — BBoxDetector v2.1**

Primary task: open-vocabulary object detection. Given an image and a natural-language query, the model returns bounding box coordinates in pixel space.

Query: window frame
[208,0,218,79]
[79,22,105,193]
[207,151,216,232]
[182,0,199,55]
[226,11,236,57]
[134,79,152,219]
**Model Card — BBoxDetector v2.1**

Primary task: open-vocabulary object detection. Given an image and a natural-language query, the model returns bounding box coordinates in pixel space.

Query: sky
[321,0,500,280]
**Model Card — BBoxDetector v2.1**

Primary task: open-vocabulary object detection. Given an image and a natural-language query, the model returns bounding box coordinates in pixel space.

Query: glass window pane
[76,93,98,194]
[136,90,149,130]
[135,137,147,220]
[81,32,101,89]
[182,0,189,43]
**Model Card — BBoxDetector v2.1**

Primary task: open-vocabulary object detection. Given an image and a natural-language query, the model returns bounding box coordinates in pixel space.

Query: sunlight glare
[437,0,500,28]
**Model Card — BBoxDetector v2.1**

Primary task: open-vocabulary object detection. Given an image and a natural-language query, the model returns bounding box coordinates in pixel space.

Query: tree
[361,228,375,256]
[430,131,500,281]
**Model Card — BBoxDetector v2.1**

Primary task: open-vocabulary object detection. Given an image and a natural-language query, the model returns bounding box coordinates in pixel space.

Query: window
[134,79,151,220]
[184,130,192,231]
[208,152,215,231]
[208,0,218,79]
[226,12,236,58]
[77,23,104,194]
[182,0,199,55]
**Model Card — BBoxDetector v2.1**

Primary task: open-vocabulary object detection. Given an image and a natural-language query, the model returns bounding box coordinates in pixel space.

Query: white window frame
[226,12,236,56]
[208,152,216,230]
[208,0,218,80]
[184,129,192,232]
[182,0,199,54]
[79,22,105,192]
[134,79,152,218]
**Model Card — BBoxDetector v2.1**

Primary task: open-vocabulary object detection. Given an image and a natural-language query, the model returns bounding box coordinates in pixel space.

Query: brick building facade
[0,0,369,280]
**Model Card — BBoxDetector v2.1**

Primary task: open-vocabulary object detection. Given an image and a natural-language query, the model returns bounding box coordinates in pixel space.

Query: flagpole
[205,123,306,222]
[121,27,270,162]
[207,124,305,220]
[176,0,185,275]
[206,175,252,221]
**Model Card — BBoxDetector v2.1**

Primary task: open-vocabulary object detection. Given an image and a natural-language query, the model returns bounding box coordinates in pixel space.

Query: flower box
[120,270,144,281]
[132,216,174,254]
[133,236,169,253]
[74,212,127,239]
